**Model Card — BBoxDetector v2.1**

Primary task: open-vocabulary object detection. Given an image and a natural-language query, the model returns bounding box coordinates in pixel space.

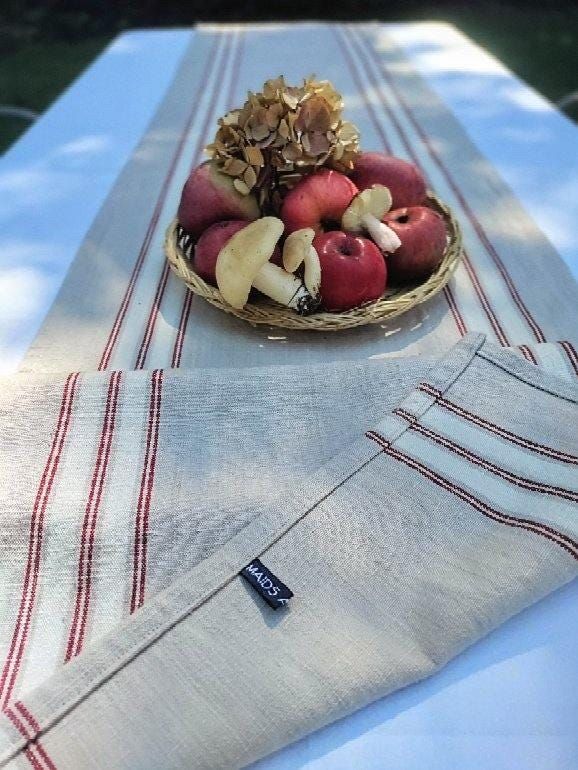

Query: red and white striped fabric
[19,24,578,375]
[0,335,573,717]
[0,334,575,769]
[1,22,578,770]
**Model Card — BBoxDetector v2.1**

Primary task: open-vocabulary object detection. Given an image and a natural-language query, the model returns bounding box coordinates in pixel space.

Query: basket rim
[164,192,463,331]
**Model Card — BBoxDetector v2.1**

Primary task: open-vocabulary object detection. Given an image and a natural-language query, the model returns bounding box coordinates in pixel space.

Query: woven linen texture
[0,335,576,769]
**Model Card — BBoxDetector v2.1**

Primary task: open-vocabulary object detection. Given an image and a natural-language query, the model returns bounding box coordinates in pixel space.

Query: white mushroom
[282,228,322,298]
[342,184,401,253]
[215,217,319,315]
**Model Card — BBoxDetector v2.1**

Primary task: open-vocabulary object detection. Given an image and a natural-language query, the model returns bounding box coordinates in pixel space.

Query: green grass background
[1,3,577,154]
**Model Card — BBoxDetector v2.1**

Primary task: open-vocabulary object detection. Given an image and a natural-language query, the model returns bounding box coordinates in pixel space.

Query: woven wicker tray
[164,193,463,331]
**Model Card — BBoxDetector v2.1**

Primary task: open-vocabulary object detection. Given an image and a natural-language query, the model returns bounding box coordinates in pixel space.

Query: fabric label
[240,558,293,610]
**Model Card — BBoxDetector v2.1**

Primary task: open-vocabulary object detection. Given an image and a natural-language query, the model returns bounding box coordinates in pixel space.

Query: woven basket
[164,193,463,331]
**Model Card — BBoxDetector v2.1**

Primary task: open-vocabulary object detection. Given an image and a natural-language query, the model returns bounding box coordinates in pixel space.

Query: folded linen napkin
[0,333,576,769]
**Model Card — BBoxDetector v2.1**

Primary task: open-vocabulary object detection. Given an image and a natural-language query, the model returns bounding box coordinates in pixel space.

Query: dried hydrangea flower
[206,75,360,211]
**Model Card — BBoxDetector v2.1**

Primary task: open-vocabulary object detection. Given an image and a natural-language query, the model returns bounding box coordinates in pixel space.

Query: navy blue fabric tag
[240,558,293,610]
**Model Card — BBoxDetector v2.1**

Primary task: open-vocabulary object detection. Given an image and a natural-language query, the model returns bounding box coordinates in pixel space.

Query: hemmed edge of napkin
[4,331,578,766]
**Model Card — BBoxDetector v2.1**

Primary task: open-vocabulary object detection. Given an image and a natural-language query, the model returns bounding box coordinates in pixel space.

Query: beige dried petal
[282,92,299,110]
[219,126,236,142]
[263,76,285,100]
[256,132,277,148]
[233,178,251,195]
[295,96,332,133]
[237,105,252,127]
[223,157,248,176]
[243,145,265,166]
[244,166,257,189]
[266,103,284,128]
[282,142,303,162]
[250,123,271,142]
[339,121,358,142]
[306,132,331,156]
[222,110,240,126]
[277,119,290,139]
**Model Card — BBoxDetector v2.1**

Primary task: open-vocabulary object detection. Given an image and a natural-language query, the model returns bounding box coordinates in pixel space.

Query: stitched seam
[0,338,483,763]
[477,350,578,404]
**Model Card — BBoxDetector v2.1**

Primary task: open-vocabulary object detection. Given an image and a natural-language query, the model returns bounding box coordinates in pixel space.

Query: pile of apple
[177,151,447,314]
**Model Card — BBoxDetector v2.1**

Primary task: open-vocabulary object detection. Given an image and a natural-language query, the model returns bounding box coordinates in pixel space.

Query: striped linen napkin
[0,334,576,769]
[18,23,578,375]
[2,20,578,770]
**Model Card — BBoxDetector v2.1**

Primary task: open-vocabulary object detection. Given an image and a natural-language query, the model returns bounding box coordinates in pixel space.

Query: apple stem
[252,262,320,315]
[362,213,401,254]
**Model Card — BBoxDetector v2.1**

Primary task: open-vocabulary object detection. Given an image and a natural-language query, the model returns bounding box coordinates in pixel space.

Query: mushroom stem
[282,228,322,300]
[361,213,401,253]
[303,246,322,297]
[252,262,320,315]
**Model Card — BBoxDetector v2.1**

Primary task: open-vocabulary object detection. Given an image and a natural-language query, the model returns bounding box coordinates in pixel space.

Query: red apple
[350,153,426,209]
[194,220,281,285]
[280,169,358,235]
[178,161,260,238]
[313,231,386,311]
[382,206,447,283]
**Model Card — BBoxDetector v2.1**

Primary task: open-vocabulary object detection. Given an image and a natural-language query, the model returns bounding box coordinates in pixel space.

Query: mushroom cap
[216,216,284,309]
[341,184,393,232]
[282,228,316,272]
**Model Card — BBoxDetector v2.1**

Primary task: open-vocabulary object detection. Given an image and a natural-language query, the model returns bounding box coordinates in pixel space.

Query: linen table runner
[0,334,576,769]
[19,23,578,374]
[3,20,578,770]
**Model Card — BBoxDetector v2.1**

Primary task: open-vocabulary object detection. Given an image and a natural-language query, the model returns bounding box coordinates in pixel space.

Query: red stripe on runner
[65,371,122,661]
[365,430,578,560]
[14,701,40,733]
[130,370,159,611]
[130,369,164,612]
[97,35,223,371]
[171,289,193,368]
[137,369,163,608]
[0,373,80,708]
[394,408,578,502]
[134,261,170,369]
[5,705,56,770]
[171,30,245,367]
[336,27,471,338]
[136,32,236,371]
[13,703,56,770]
[443,285,468,336]
[517,344,538,365]
[345,26,511,344]
[340,28,392,154]
[559,340,578,376]
[357,25,546,343]
[224,28,246,117]
[5,708,44,770]
[460,252,509,345]
[418,382,578,465]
